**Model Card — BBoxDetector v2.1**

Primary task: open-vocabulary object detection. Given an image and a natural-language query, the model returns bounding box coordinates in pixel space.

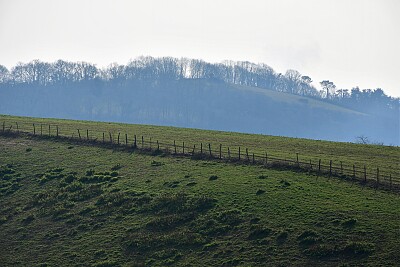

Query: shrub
[342,218,357,228]
[342,241,374,255]
[209,175,218,181]
[111,164,122,171]
[248,227,272,240]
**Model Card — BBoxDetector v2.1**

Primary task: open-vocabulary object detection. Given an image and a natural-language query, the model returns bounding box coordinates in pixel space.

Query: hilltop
[0,57,398,145]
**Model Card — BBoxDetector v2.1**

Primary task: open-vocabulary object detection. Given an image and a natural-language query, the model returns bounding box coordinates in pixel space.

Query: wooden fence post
[246,148,249,161]
[117,132,120,145]
[48,125,51,136]
[87,129,89,140]
[265,152,268,165]
[174,140,177,154]
[340,161,343,175]
[102,132,105,143]
[141,136,144,147]
[33,124,36,135]
[109,132,112,143]
[157,140,160,151]
[376,167,380,185]
[78,129,81,140]
[228,147,231,159]
[252,153,255,164]
[329,160,332,177]
[238,147,241,160]
[219,144,222,159]
[192,144,196,154]
[200,143,203,154]
[16,122,19,133]
[318,159,321,175]
[364,165,367,182]
[56,126,59,137]
[40,124,42,136]
[296,153,299,166]
[182,141,185,154]
[134,135,137,148]
[125,133,128,145]
[208,143,211,157]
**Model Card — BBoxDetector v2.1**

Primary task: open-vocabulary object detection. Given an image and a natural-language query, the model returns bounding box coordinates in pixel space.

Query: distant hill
[0,78,398,145]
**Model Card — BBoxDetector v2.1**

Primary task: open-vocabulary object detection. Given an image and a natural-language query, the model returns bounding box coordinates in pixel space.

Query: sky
[1,0,399,97]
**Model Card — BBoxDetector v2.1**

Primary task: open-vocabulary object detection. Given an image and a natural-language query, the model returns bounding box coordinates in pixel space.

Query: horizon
[1,0,399,97]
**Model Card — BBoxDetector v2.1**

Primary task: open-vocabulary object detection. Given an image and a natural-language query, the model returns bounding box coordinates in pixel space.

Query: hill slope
[0,79,398,144]
[0,117,399,266]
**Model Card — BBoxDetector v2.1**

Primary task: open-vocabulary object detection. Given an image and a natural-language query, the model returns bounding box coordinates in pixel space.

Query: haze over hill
[0,57,398,145]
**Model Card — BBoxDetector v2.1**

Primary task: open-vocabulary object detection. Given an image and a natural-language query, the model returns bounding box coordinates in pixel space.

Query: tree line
[0,56,398,114]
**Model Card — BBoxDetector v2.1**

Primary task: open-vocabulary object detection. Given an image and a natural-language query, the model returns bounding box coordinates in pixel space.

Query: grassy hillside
[1,114,398,181]
[0,116,399,266]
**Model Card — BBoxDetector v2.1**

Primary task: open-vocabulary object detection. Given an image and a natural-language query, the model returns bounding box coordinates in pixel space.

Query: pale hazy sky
[1,0,399,96]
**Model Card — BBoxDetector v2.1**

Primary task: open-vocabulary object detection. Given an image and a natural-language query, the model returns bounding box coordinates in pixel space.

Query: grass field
[0,116,399,266]
[1,114,399,183]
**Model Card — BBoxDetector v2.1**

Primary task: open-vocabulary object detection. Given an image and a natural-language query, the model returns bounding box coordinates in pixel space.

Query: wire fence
[1,120,399,193]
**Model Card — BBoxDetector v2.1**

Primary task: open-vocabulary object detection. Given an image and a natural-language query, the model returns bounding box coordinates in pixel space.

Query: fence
[1,120,399,192]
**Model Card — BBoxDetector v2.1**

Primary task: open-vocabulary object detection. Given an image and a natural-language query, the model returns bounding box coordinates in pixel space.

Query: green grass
[1,114,399,183]
[1,128,400,266]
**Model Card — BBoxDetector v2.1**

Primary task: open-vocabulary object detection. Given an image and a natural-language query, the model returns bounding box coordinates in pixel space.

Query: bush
[342,241,374,255]
[248,227,272,240]
[209,175,218,181]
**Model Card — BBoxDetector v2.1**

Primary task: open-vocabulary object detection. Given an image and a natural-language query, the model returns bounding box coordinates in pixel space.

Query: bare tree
[320,80,336,99]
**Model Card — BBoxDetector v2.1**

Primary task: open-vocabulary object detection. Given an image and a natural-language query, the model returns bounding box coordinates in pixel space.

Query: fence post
[364,165,367,183]
[56,126,59,137]
[117,132,120,145]
[296,153,299,166]
[33,124,36,135]
[125,133,128,145]
[318,159,321,175]
[109,132,112,143]
[208,143,211,157]
[16,122,19,133]
[329,160,332,177]
[376,167,380,185]
[78,129,81,140]
[134,135,137,148]
[228,147,231,159]
[239,147,241,160]
[192,144,196,154]
[48,125,51,136]
[102,132,105,143]
[150,137,152,149]
[40,124,42,136]
[174,140,176,154]
[309,159,312,170]
[157,140,160,151]
[219,144,222,159]
[182,142,185,154]
[87,129,89,140]
[252,153,255,164]
[265,152,268,165]
[340,161,343,175]
[142,136,144,147]
[390,174,392,190]
[201,143,203,155]
[246,148,249,161]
